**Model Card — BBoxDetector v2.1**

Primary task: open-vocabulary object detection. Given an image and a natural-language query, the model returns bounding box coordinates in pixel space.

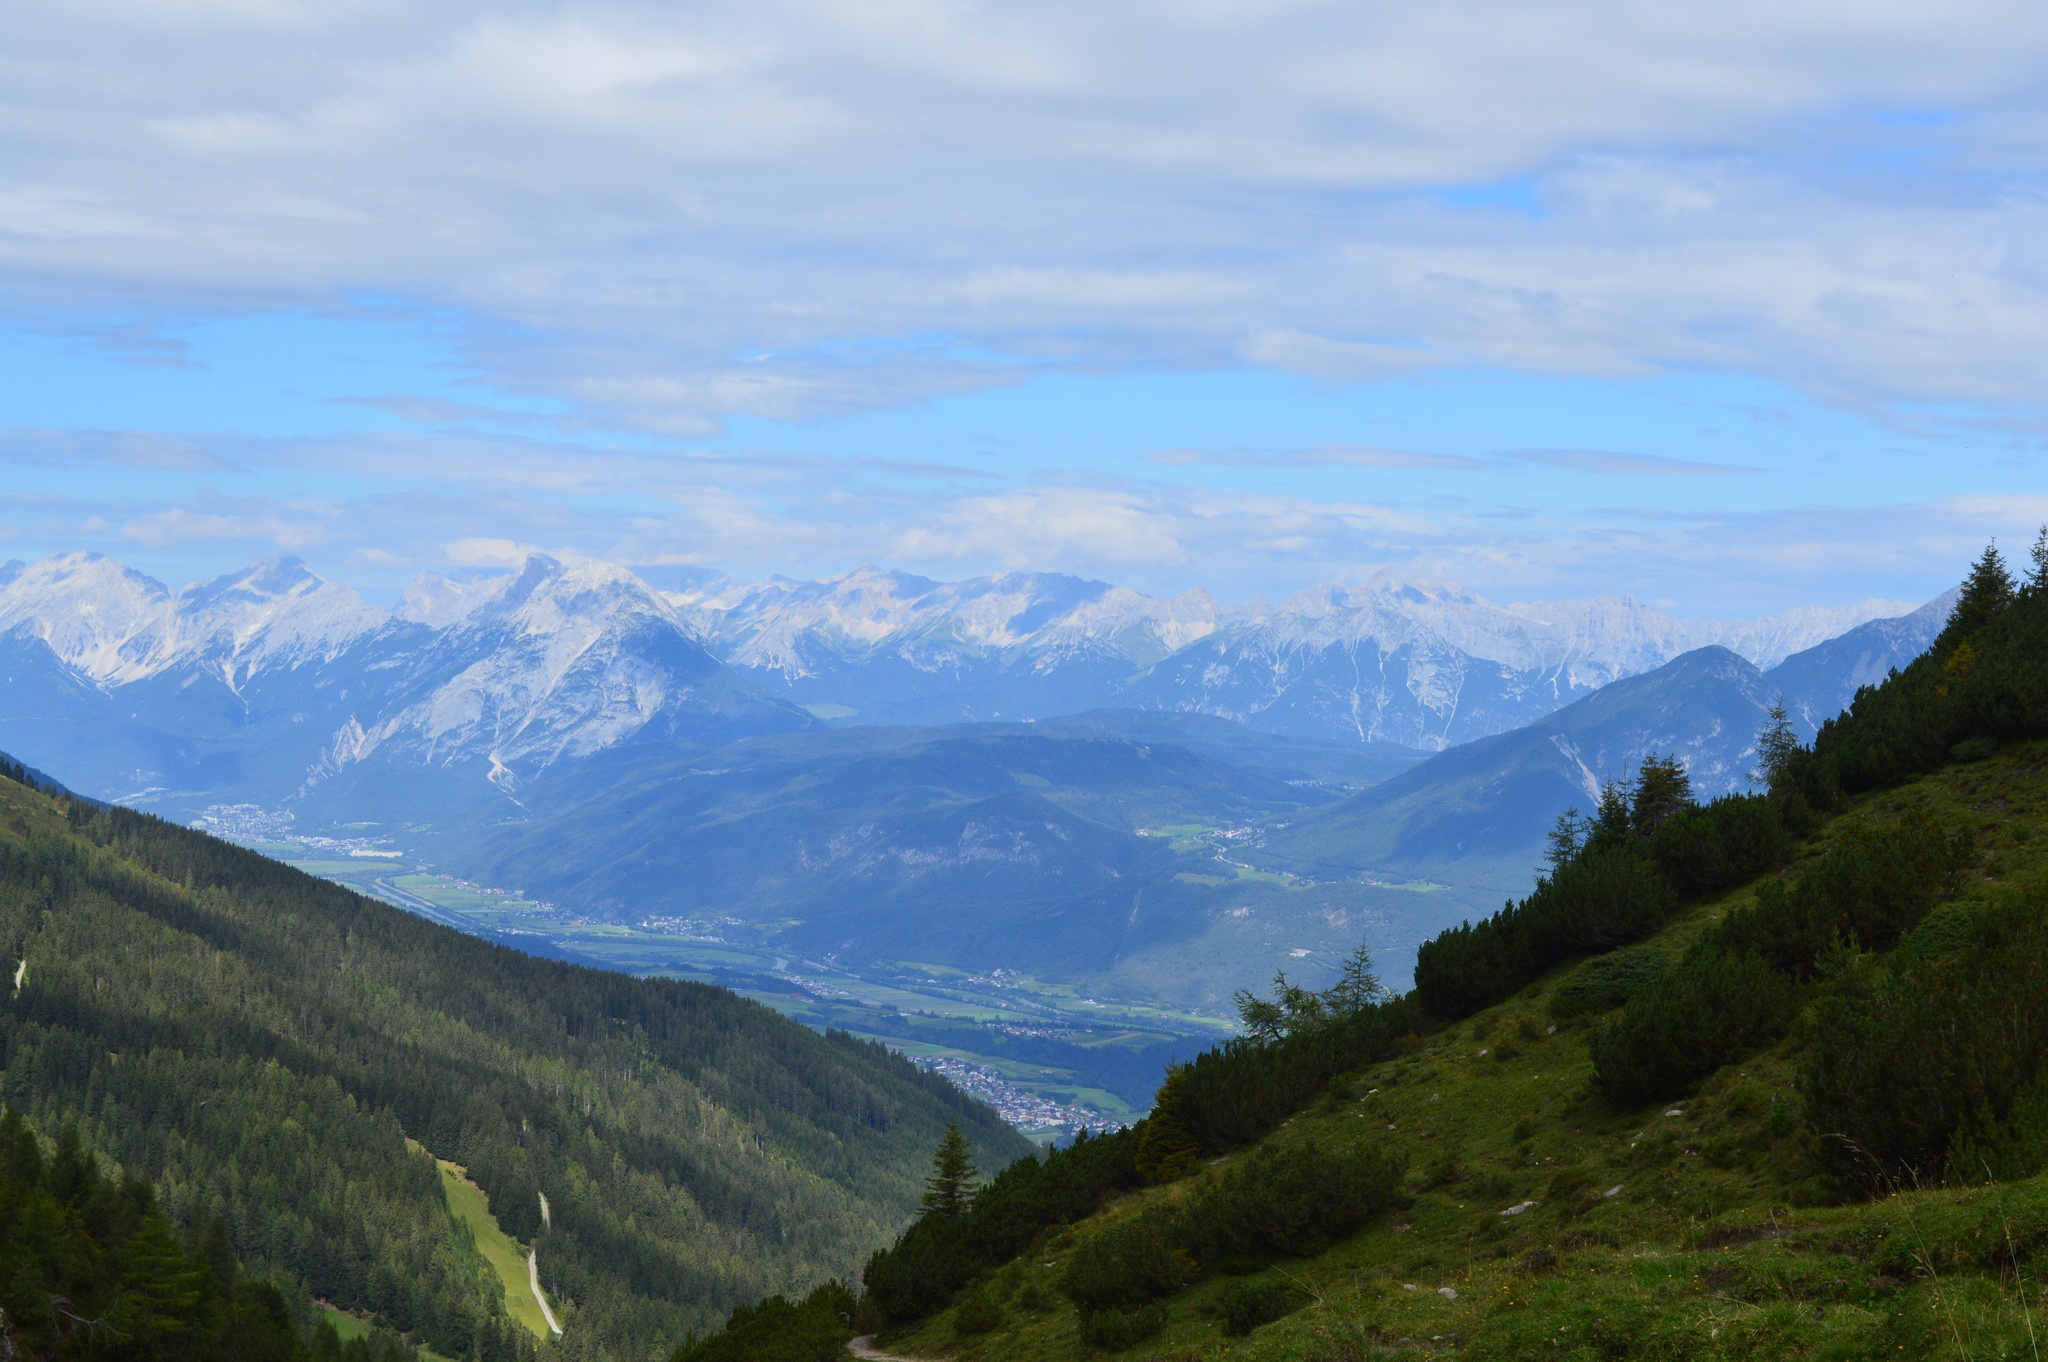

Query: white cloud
[3,0,2048,430]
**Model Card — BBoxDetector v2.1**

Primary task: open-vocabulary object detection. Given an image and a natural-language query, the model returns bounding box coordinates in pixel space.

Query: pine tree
[1753,700,1801,794]
[920,1123,977,1218]
[2029,524,2048,592]
[1544,808,1586,876]
[1589,775,1635,849]
[1630,755,1693,835]
[1937,541,2017,651]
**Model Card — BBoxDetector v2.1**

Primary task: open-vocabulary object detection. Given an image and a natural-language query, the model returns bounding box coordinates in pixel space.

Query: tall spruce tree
[920,1124,978,1218]
[1938,541,2017,650]
[2029,524,2048,592]
[1544,808,1587,876]
[1753,700,1801,794]
[1630,755,1694,835]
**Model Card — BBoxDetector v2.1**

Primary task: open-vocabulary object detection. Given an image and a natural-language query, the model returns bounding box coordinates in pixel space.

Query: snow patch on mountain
[680,566,1217,678]
[0,552,382,687]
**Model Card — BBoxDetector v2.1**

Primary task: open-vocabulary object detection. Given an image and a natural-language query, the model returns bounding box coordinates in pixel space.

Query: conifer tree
[1753,700,1801,794]
[1938,541,2017,650]
[1589,775,1635,849]
[2030,524,2048,592]
[1630,755,1693,835]
[1325,943,1390,1015]
[1544,808,1586,876]
[920,1123,977,1218]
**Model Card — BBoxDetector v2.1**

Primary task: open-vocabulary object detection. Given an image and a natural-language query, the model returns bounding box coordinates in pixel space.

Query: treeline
[1413,751,1803,1021]
[0,772,1030,1360]
[1804,537,2048,794]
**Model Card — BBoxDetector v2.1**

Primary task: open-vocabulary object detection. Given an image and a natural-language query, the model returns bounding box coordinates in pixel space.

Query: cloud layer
[2,424,2039,614]
[6,0,2048,433]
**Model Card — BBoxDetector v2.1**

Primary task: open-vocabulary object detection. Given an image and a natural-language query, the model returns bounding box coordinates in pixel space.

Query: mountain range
[0,550,1906,815]
[665,565,1907,746]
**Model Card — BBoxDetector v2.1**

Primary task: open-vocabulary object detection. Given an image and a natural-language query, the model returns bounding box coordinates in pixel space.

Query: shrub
[1415,846,1677,1020]
[676,1280,856,1362]
[1181,1139,1407,1264]
[1803,900,2048,1188]
[1063,1139,1405,1314]
[1706,812,1972,974]
[1216,1279,1309,1336]
[1060,1208,1197,1313]
[861,1124,1143,1326]
[1650,794,1793,895]
[1589,950,1798,1104]
[1076,1305,1166,1352]
[1548,948,1667,1018]
[1153,996,1422,1162]
[952,1290,1004,1337]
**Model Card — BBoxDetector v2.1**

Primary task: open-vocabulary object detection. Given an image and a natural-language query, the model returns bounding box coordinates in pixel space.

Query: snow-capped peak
[0,552,175,684]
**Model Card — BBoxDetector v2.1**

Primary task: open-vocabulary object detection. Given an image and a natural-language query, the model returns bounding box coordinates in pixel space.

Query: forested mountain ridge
[0,765,1032,1360]
[681,542,2048,1362]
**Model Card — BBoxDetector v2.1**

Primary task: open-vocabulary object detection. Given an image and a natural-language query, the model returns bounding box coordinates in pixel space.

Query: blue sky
[2,0,2045,614]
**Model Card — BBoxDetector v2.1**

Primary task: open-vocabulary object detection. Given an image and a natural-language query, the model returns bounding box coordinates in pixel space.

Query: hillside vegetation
[683,541,2048,1362]
[0,761,1031,1361]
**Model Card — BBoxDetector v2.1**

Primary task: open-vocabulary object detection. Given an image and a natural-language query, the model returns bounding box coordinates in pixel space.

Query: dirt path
[528,1251,563,1336]
[848,1335,947,1362]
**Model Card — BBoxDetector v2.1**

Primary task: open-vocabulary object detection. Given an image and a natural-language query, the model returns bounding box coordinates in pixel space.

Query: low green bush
[1060,1208,1197,1313]
[675,1279,856,1362]
[1076,1305,1166,1352]
[1216,1278,1309,1336]
[1181,1139,1408,1264]
[952,1290,1004,1337]
[1589,949,1798,1104]
[1706,812,1972,974]
[1548,948,1668,1018]
[1804,898,2048,1188]
[1062,1139,1404,1314]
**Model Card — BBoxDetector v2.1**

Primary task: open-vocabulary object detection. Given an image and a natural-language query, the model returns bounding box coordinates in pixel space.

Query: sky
[3,0,2047,614]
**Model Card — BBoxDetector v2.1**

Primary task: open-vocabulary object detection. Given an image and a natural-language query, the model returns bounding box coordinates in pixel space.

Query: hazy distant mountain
[0,552,815,815]
[0,547,1923,833]
[437,724,1427,1007]
[1258,593,1953,896]
[1767,587,1961,732]
[666,566,1221,724]
[665,566,1909,747]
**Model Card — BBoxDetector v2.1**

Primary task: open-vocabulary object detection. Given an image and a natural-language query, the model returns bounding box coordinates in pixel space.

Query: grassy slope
[427,1149,554,1340]
[883,739,2048,1361]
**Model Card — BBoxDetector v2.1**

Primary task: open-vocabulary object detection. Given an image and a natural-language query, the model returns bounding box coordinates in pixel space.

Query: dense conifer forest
[0,766,1030,1360]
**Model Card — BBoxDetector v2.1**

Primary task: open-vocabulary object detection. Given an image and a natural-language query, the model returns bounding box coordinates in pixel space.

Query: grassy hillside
[0,762,1033,1361]
[880,737,2048,1361]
